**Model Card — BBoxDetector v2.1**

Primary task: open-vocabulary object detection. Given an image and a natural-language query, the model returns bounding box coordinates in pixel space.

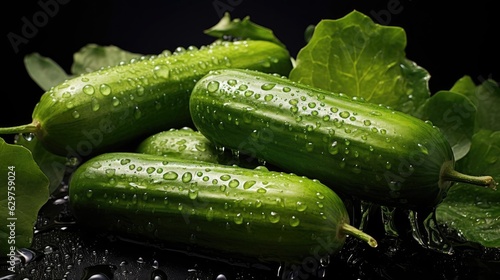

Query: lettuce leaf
[436,130,500,248]
[204,12,285,48]
[71,43,143,75]
[0,137,49,254]
[289,10,430,115]
[416,90,476,160]
[24,53,69,91]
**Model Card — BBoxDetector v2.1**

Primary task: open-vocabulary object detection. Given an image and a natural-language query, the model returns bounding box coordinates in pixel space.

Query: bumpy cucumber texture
[68,152,377,264]
[189,69,497,209]
[0,40,293,157]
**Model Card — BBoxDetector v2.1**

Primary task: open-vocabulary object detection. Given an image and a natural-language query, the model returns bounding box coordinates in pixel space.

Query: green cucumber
[189,69,497,209]
[136,127,220,163]
[0,40,293,158]
[68,152,377,264]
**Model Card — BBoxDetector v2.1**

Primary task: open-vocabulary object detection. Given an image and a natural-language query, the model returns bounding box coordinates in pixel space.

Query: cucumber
[0,40,293,158]
[136,127,220,163]
[189,69,497,209]
[68,152,377,264]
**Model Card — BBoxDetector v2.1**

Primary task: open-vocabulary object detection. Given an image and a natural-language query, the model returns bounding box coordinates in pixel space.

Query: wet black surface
[1,180,499,280]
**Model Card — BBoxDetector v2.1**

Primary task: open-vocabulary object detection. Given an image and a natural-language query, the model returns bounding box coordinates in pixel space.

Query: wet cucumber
[0,40,293,158]
[136,127,220,163]
[189,69,497,209]
[68,152,377,264]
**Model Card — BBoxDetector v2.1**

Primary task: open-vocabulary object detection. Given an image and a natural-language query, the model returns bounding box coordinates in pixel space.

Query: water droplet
[188,189,198,200]
[136,85,145,96]
[207,81,220,93]
[99,84,112,96]
[83,84,95,95]
[120,159,131,165]
[244,180,256,189]
[182,172,192,183]
[72,110,80,118]
[305,142,314,152]
[264,94,274,101]
[282,87,291,92]
[363,120,371,126]
[261,83,276,90]
[339,111,350,118]
[316,192,325,199]
[296,201,307,211]
[269,211,280,223]
[206,207,214,221]
[216,274,227,280]
[220,174,231,181]
[257,188,267,194]
[385,161,392,169]
[134,106,142,119]
[244,90,254,97]
[86,189,93,198]
[228,179,240,188]
[418,143,429,155]
[330,107,339,113]
[227,79,237,86]
[112,96,120,106]
[289,216,300,227]
[352,164,362,174]
[234,213,244,224]
[163,171,178,180]
[91,98,100,111]
[238,84,248,91]
[328,141,339,155]
[154,65,170,79]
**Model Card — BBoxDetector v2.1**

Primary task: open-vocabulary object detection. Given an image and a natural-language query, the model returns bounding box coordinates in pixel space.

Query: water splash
[408,210,453,255]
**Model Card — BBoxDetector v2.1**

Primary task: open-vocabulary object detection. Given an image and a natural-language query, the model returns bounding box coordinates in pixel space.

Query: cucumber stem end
[0,121,39,135]
[341,223,378,248]
[443,168,497,190]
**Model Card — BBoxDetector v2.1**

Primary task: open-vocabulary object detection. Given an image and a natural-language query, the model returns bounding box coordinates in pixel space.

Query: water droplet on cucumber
[163,171,178,180]
[261,83,276,90]
[207,81,220,93]
[99,84,112,96]
[83,85,95,95]
[269,211,280,223]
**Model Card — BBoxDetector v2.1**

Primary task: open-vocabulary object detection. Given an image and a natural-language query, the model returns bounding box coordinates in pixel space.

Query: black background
[2,0,498,131]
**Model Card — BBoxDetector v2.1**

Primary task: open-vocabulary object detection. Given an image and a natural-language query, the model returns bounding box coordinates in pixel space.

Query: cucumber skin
[32,40,293,157]
[68,152,349,264]
[136,127,220,163]
[189,69,455,209]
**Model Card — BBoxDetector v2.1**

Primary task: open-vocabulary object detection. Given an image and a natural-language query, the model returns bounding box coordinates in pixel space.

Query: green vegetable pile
[1,10,498,274]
